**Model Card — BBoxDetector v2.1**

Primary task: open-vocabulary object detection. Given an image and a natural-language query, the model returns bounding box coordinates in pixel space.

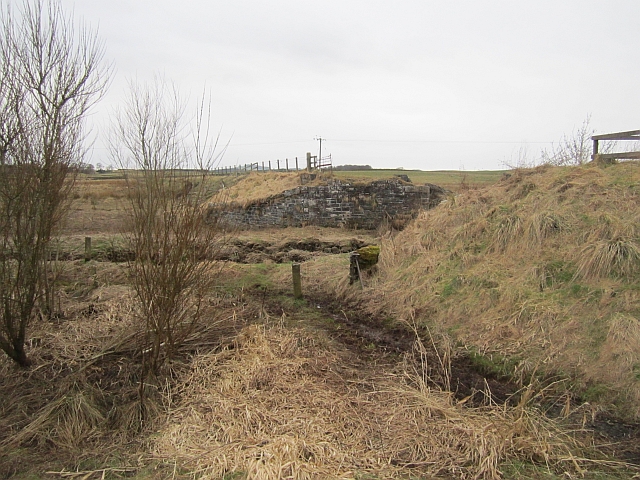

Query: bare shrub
[0,0,109,366]
[506,116,616,168]
[540,115,616,167]
[109,79,226,387]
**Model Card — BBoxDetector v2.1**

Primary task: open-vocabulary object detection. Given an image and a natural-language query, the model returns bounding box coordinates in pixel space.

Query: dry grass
[0,291,141,474]
[341,161,640,419]
[575,238,640,280]
[220,171,329,207]
[6,384,107,450]
[526,211,565,245]
[74,177,129,201]
[593,313,640,408]
[490,214,523,253]
[0,254,635,478]
[3,163,640,477]
[0,259,243,475]
[153,323,592,479]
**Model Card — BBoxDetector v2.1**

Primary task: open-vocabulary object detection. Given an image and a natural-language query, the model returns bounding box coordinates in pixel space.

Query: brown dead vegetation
[0,261,619,479]
[154,322,596,479]
[2,165,640,478]
[338,162,640,422]
[219,171,330,208]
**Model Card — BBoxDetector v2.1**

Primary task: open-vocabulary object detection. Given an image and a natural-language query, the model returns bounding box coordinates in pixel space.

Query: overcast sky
[55,0,639,171]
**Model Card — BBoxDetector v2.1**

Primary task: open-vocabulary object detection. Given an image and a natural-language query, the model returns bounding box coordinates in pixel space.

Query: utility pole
[314,136,325,164]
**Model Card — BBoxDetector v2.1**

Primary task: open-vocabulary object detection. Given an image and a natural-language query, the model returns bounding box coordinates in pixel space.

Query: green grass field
[331,168,506,189]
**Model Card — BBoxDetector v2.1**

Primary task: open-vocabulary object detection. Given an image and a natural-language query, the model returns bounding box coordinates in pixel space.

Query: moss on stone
[356,245,380,268]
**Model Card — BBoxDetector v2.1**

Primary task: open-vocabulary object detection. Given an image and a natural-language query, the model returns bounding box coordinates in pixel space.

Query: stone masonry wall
[212,179,447,230]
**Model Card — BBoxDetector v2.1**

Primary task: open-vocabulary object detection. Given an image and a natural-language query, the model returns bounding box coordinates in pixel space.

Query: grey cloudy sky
[59,0,639,170]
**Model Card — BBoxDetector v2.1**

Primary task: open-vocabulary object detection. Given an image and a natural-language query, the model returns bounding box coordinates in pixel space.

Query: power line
[227,140,309,147]
[329,139,552,145]
[229,139,554,146]
[86,138,554,151]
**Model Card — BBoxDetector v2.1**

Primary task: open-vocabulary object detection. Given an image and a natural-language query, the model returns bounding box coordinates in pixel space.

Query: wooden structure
[84,237,92,262]
[292,263,302,299]
[306,151,332,171]
[592,130,640,163]
[212,159,302,175]
[211,150,333,175]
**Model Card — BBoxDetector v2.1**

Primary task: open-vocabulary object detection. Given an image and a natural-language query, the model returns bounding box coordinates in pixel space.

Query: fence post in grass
[277,159,280,171]
[84,236,92,262]
[296,157,298,170]
[349,252,363,287]
[286,158,289,172]
[292,263,303,299]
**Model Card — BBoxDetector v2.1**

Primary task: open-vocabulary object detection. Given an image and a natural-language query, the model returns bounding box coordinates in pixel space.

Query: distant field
[331,169,505,190]
[83,168,507,194]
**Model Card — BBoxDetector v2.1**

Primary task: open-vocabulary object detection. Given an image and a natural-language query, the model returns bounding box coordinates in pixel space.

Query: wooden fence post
[84,236,92,262]
[286,158,289,172]
[292,263,302,299]
[349,253,363,287]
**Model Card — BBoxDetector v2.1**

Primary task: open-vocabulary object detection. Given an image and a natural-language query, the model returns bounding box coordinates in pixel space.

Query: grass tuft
[4,384,105,450]
[575,238,640,280]
[526,211,565,245]
[491,214,523,252]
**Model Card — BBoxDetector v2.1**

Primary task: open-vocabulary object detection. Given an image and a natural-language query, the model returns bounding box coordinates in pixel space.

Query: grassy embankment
[332,168,506,190]
[328,162,640,419]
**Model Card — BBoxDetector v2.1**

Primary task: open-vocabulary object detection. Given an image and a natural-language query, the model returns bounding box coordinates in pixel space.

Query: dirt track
[255,285,640,467]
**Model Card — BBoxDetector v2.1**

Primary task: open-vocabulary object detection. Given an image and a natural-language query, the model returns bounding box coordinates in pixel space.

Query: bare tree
[541,115,597,166]
[109,78,225,387]
[0,0,109,366]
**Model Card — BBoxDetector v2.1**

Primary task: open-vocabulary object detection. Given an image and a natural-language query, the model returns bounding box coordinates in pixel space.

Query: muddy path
[307,293,522,407]
[255,288,640,466]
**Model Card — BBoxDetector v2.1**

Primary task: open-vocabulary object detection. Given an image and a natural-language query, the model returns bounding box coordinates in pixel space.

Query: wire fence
[212,155,332,175]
